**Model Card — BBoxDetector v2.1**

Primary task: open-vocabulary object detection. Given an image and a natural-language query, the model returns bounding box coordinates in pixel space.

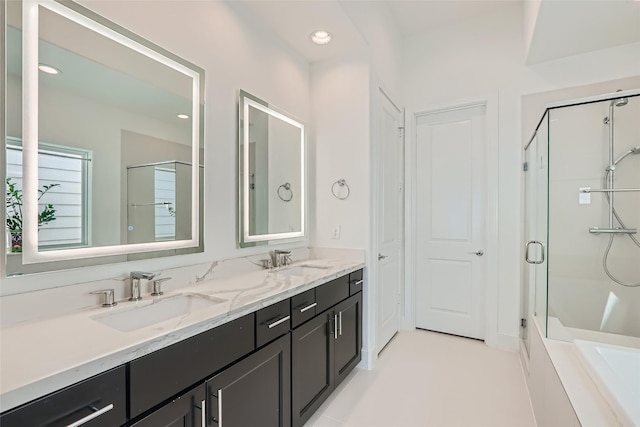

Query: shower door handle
[525,241,545,264]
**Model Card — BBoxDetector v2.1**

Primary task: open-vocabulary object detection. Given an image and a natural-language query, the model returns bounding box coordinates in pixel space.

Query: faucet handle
[90,289,117,307]
[151,277,171,296]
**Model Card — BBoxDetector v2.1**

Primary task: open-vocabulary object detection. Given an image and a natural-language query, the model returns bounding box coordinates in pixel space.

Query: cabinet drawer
[290,289,316,328]
[316,275,349,313]
[256,299,291,348]
[349,269,363,295]
[0,366,127,427]
[129,313,254,417]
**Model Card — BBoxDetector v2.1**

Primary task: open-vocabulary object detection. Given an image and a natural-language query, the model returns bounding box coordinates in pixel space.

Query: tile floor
[306,329,536,427]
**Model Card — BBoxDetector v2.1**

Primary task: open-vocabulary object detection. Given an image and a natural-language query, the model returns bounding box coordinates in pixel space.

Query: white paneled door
[415,104,486,340]
[376,89,404,353]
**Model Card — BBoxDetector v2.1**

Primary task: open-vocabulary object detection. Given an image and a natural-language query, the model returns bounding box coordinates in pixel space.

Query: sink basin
[275,264,330,278]
[91,293,226,332]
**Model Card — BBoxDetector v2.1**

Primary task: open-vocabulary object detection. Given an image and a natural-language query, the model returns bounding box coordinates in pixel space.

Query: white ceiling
[526,0,640,64]
[241,0,640,66]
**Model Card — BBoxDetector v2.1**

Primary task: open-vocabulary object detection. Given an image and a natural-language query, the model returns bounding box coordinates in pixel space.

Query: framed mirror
[4,0,205,272]
[238,90,305,246]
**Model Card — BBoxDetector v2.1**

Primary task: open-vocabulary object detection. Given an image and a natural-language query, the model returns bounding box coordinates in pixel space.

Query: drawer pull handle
[267,315,290,329]
[299,302,317,313]
[65,403,113,427]
[354,280,363,286]
[201,399,206,427]
[218,389,223,426]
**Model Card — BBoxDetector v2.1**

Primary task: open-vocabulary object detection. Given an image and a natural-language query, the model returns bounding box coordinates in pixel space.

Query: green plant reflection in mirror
[4,0,204,277]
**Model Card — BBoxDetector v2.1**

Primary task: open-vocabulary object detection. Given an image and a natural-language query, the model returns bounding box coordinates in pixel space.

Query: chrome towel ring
[277,182,293,202]
[331,179,350,200]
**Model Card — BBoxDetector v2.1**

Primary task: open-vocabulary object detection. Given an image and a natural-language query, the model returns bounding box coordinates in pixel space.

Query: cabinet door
[129,384,205,427]
[333,292,362,387]
[291,312,334,427]
[207,334,290,427]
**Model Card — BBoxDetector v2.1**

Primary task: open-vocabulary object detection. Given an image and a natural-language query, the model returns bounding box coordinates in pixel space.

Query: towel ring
[277,182,293,202]
[331,179,350,200]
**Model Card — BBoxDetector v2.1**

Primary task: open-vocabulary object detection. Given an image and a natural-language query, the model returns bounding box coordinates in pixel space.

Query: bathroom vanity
[0,262,364,427]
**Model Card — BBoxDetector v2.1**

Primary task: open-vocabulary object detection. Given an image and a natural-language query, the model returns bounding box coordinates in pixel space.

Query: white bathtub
[574,340,640,427]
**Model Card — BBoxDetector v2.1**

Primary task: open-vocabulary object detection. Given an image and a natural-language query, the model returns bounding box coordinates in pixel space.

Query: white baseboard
[495,333,520,352]
[358,347,377,370]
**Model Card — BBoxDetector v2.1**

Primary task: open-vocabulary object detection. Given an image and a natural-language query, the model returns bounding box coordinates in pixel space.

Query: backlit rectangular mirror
[238,90,305,246]
[4,0,204,273]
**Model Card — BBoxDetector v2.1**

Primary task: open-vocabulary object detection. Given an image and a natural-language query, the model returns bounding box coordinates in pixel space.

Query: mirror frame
[239,90,305,245]
[19,0,204,264]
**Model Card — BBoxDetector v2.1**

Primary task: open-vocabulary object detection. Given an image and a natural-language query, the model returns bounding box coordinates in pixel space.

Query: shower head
[610,89,629,107]
[613,146,640,165]
[613,97,629,107]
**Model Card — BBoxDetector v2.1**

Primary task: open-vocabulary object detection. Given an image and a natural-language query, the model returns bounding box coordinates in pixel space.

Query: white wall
[2,0,311,292]
[402,2,640,349]
[310,49,370,250]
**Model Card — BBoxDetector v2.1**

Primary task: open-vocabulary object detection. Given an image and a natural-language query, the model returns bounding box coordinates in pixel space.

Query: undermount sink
[91,293,226,332]
[275,264,330,278]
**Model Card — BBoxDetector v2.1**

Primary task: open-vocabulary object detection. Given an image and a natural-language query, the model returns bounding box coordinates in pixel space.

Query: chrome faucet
[129,271,156,301]
[271,250,292,268]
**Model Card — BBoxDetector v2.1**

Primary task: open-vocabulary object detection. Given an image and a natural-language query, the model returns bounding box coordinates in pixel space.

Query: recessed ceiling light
[177,114,190,119]
[310,30,332,45]
[38,64,61,75]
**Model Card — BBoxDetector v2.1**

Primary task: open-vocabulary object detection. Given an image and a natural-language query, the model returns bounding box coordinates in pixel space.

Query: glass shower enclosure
[523,89,640,348]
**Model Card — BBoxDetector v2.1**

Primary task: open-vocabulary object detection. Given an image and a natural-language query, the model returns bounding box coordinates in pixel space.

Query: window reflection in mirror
[239,91,305,247]
[4,0,204,276]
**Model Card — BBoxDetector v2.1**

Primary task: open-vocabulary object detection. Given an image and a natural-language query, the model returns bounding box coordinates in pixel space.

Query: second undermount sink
[275,264,330,278]
[91,293,226,332]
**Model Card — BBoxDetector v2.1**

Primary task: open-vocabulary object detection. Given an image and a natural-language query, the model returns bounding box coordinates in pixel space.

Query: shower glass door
[523,112,549,350]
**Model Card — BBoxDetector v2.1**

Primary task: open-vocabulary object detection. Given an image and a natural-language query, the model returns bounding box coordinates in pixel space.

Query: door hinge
[520,318,527,328]
[398,126,405,139]
[523,161,528,172]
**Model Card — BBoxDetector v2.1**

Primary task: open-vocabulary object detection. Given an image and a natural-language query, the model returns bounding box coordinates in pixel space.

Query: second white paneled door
[415,104,487,340]
[376,89,404,353]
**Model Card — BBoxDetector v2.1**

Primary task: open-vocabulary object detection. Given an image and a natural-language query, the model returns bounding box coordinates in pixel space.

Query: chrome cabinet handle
[525,241,545,264]
[299,302,317,313]
[267,315,290,329]
[217,389,223,427]
[201,399,206,427]
[354,280,363,286]
[339,311,342,336]
[65,404,113,427]
[468,250,484,256]
[334,314,338,339]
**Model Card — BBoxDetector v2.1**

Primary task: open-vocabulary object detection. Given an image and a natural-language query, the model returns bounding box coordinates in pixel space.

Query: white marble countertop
[0,257,364,412]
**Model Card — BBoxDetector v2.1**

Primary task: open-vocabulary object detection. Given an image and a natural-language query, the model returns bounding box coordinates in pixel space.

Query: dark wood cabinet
[1,269,363,427]
[206,334,291,427]
[291,309,334,427]
[291,291,363,427]
[129,313,255,417]
[333,292,362,387]
[0,366,127,427]
[128,384,205,427]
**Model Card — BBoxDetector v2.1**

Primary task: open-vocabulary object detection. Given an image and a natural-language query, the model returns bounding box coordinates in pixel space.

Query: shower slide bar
[580,188,640,193]
[130,202,173,207]
[589,228,637,234]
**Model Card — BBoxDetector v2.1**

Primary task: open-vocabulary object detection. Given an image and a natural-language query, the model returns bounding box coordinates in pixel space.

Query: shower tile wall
[547,97,640,338]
